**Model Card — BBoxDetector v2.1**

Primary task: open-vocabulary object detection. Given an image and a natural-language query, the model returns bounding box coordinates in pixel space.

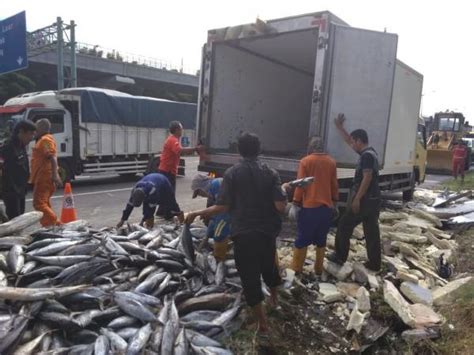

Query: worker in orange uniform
[30,118,63,226]
[290,137,338,276]
[452,140,467,183]
[157,120,202,218]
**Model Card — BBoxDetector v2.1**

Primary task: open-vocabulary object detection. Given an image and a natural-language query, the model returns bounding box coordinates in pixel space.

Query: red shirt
[158,135,181,176]
[453,145,467,160]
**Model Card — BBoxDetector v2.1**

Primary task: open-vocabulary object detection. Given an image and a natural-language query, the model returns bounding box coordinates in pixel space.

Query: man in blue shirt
[191,174,231,261]
[117,173,182,228]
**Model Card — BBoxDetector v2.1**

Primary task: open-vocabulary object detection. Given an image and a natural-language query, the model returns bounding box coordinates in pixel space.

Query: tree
[0,72,36,105]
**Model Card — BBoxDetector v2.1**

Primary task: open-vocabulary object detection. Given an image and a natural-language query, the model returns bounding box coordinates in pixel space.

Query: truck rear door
[323,24,398,168]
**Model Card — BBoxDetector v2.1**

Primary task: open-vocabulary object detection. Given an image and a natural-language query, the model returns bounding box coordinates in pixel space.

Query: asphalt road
[23,157,207,228]
[16,159,453,228]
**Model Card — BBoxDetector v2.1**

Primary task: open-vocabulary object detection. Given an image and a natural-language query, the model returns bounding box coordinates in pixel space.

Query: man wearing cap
[191,174,231,261]
[117,173,183,229]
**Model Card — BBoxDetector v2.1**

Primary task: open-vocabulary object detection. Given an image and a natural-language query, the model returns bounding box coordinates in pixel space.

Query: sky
[2,0,473,121]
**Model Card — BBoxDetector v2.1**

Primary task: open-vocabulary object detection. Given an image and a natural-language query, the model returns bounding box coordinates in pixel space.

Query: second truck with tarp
[0,87,197,181]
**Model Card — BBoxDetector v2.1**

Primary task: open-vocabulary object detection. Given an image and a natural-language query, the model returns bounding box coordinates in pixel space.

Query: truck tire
[146,156,160,175]
[58,162,72,184]
[465,153,471,171]
[402,172,416,202]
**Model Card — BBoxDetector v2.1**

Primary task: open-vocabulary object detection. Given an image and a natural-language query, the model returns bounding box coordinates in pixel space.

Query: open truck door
[322,24,398,168]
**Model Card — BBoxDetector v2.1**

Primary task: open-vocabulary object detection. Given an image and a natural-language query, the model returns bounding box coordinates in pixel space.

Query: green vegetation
[0,72,36,104]
[441,171,474,191]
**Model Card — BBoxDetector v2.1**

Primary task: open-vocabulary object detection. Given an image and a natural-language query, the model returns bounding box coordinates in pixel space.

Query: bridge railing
[76,42,198,76]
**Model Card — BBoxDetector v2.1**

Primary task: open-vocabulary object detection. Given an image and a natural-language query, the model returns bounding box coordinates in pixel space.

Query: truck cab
[0,92,74,181]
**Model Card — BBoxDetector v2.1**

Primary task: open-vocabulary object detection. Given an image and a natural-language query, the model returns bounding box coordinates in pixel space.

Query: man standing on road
[157,120,202,218]
[0,120,36,220]
[185,133,287,334]
[158,121,202,191]
[290,137,339,276]
[117,173,183,229]
[452,140,467,183]
[327,114,382,272]
[191,174,231,261]
[30,119,63,227]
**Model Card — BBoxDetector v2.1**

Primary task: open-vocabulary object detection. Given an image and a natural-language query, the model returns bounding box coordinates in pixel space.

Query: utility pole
[56,17,64,90]
[27,17,77,90]
[70,20,77,87]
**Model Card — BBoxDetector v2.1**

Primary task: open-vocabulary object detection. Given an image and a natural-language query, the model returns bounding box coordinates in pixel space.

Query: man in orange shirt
[290,137,338,275]
[30,118,63,226]
[157,121,201,218]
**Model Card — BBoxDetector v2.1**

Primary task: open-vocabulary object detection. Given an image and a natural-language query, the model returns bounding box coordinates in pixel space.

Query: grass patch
[441,171,474,191]
[433,282,474,354]
[397,282,474,355]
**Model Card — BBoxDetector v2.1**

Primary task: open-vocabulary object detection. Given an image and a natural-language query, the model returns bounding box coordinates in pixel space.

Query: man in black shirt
[327,114,382,271]
[185,133,287,334]
[0,120,36,220]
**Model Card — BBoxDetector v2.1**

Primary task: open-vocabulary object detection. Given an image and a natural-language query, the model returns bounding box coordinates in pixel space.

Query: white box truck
[196,11,423,203]
[0,87,197,181]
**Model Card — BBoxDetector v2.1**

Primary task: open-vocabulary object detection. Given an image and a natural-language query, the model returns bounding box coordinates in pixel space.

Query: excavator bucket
[427,149,453,174]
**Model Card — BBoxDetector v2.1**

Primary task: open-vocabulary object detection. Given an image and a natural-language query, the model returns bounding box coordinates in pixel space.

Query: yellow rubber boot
[314,247,326,275]
[213,239,229,262]
[291,247,308,273]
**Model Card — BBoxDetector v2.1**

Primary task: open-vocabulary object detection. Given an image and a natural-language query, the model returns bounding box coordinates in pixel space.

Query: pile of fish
[0,212,241,354]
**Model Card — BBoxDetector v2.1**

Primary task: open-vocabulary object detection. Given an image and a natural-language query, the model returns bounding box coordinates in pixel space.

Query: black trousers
[335,199,381,270]
[3,192,26,220]
[157,170,176,192]
[233,232,281,307]
[156,170,177,219]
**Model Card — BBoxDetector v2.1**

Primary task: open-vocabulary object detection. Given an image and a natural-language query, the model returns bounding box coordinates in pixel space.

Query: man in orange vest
[30,118,63,226]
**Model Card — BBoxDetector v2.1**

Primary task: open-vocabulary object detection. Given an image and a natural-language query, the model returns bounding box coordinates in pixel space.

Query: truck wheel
[402,172,416,202]
[119,173,138,180]
[58,163,72,184]
[146,156,160,175]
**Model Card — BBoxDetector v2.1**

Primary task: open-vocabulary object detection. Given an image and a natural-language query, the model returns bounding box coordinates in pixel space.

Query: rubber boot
[213,238,229,262]
[314,247,326,275]
[291,247,308,273]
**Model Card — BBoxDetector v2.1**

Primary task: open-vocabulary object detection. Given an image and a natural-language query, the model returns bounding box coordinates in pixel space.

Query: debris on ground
[265,186,474,354]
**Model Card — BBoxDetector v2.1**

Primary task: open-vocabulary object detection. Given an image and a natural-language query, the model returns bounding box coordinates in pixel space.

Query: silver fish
[8,245,24,274]
[126,323,152,355]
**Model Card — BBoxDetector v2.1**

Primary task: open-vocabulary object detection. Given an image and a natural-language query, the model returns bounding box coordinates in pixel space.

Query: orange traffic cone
[60,183,77,223]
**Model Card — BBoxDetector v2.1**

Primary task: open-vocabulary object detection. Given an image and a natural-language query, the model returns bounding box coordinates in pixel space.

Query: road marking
[26,187,132,202]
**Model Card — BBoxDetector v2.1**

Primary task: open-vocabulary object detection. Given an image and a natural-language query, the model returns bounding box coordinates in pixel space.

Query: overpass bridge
[24,18,199,102]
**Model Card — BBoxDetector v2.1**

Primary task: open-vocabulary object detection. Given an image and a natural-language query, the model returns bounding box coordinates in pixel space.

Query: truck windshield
[0,111,26,141]
[438,117,460,131]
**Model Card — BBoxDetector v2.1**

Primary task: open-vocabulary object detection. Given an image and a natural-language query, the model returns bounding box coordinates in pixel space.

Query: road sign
[0,11,28,75]
[181,136,190,147]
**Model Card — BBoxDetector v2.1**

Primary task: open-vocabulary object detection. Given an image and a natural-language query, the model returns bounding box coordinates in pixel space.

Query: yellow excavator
[426,112,470,174]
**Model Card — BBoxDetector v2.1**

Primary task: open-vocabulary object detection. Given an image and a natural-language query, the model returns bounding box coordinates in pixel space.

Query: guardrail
[76,43,198,76]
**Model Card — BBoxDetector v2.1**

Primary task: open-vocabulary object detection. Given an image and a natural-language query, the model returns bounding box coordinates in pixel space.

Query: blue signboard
[181,136,190,147]
[0,11,28,75]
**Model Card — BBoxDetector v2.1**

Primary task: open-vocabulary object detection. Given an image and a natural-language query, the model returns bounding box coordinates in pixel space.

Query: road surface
[23,157,207,227]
